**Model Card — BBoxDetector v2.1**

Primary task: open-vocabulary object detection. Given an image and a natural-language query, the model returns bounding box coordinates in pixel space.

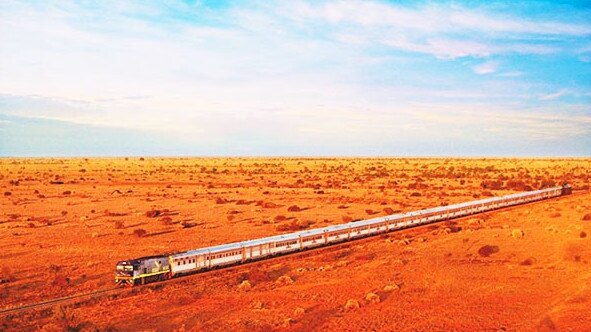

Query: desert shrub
[215,197,229,204]
[104,210,128,217]
[133,229,147,237]
[581,231,587,238]
[160,216,173,225]
[62,190,71,195]
[477,245,499,257]
[354,252,376,261]
[293,307,305,316]
[505,180,530,191]
[383,284,399,292]
[365,292,381,304]
[52,275,70,289]
[549,212,561,218]
[146,210,161,218]
[275,222,295,232]
[238,280,252,291]
[1,267,16,283]
[383,207,395,215]
[342,216,353,223]
[49,305,83,331]
[344,299,360,311]
[512,229,524,239]
[263,202,279,208]
[480,180,503,190]
[273,215,287,222]
[520,257,537,265]
[4,191,12,196]
[410,192,421,197]
[582,214,591,221]
[114,221,124,229]
[275,275,294,286]
[287,205,301,212]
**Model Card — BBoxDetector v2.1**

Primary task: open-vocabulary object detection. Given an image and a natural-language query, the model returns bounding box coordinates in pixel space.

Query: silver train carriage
[116,184,571,286]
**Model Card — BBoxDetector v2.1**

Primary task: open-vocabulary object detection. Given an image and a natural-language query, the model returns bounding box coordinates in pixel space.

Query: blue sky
[0,0,590,156]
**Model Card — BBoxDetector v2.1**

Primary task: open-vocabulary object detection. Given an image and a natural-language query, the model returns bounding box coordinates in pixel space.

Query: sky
[0,0,590,157]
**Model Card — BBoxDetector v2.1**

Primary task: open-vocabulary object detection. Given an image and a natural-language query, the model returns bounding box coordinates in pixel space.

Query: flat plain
[0,158,590,331]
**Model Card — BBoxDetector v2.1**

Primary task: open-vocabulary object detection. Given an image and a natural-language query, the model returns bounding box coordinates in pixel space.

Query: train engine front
[115,256,171,286]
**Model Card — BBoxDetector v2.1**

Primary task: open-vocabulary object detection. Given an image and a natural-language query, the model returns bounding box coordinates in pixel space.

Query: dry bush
[1,267,16,283]
[520,257,537,266]
[275,275,294,286]
[104,210,128,217]
[342,215,353,223]
[480,180,503,190]
[354,252,376,261]
[160,216,174,225]
[293,307,305,316]
[215,197,229,204]
[477,245,499,257]
[62,190,71,195]
[287,205,301,212]
[512,229,524,239]
[263,202,279,208]
[344,299,360,311]
[146,210,161,218]
[238,280,252,291]
[365,292,381,304]
[4,191,12,196]
[133,229,147,237]
[48,305,86,331]
[582,213,591,221]
[581,231,587,238]
[549,212,561,218]
[52,275,70,289]
[251,300,263,310]
[114,221,124,229]
[383,207,395,215]
[383,284,399,292]
[410,192,421,197]
[273,215,287,222]
[275,223,293,232]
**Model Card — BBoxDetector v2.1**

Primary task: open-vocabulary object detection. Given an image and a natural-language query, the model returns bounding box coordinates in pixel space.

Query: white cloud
[539,89,569,101]
[473,61,498,75]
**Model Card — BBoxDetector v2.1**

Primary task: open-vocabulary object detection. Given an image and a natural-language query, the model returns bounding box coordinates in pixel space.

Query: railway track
[2,189,583,318]
[0,287,124,317]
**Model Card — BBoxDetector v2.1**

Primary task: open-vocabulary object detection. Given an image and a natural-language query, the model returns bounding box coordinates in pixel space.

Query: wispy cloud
[473,61,498,74]
[539,89,569,101]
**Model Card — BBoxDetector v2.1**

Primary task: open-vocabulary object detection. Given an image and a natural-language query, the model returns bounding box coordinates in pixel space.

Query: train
[115,184,572,286]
